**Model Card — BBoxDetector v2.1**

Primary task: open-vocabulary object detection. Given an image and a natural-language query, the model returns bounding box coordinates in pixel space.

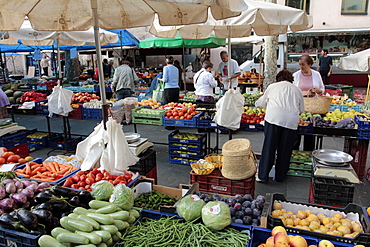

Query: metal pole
[227,27,232,89]
[91,0,108,129]
[57,36,62,80]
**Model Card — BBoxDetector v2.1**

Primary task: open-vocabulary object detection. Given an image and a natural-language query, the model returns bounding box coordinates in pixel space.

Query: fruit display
[271,202,364,237]
[171,143,198,148]
[37,80,57,88]
[331,98,357,105]
[80,84,94,89]
[315,116,356,129]
[0,147,33,165]
[5,90,25,104]
[172,132,202,140]
[158,102,197,109]
[172,150,198,156]
[134,190,177,210]
[182,93,197,102]
[133,107,164,116]
[72,92,100,103]
[243,91,261,106]
[136,86,149,89]
[138,98,161,108]
[323,109,358,121]
[82,99,103,109]
[171,156,198,163]
[164,107,199,120]
[291,150,311,162]
[241,107,265,124]
[20,91,47,103]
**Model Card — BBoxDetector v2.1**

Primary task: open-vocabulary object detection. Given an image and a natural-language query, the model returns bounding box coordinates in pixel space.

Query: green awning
[139,34,226,49]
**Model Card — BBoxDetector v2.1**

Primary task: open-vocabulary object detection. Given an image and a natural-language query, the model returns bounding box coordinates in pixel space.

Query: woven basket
[221,138,257,180]
[304,94,333,114]
[191,161,216,175]
[205,154,223,168]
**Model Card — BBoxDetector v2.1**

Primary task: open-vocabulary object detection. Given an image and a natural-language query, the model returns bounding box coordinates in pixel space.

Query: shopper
[0,89,10,119]
[103,58,110,78]
[162,56,179,104]
[40,54,50,76]
[216,51,241,91]
[318,49,333,85]
[111,60,139,100]
[147,72,163,95]
[107,59,115,78]
[191,56,202,73]
[255,69,304,183]
[174,60,184,90]
[193,61,217,103]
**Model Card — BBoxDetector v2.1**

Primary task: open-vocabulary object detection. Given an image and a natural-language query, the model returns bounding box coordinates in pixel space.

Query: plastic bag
[153,81,164,102]
[213,89,245,130]
[47,86,73,117]
[122,97,138,124]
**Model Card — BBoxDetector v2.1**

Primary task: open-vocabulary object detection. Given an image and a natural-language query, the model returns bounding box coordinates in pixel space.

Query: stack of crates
[168,130,206,165]
[128,148,157,183]
[287,150,312,177]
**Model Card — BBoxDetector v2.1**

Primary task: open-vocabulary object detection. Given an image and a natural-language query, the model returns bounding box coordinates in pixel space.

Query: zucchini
[73,207,89,215]
[75,231,102,245]
[74,245,96,247]
[92,231,111,242]
[87,209,97,213]
[66,218,93,232]
[67,213,79,218]
[128,209,140,218]
[95,204,119,214]
[51,227,71,238]
[38,235,65,247]
[112,220,129,230]
[112,231,122,242]
[85,213,114,225]
[99,225,118,235]
[97,243,108,247]
[127,214,136,224]
[60,217,78,232]
[56,232,89,245]
[105,238,113,247]
[105,211,129,221]
[77,215,100,230]
[88,200,111,209]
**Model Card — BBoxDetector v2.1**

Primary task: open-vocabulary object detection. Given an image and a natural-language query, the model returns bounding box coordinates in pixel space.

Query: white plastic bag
[153,81,164,102]
[47,86,73,117]
[213,89,245,130]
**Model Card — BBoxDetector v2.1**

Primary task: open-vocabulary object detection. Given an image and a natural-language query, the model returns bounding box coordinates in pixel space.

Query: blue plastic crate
[249,227,318,247]
[163,112,201,127]
[169,142,206,152]
[135,88,150,93]
[79,87,94,91]
[36,85,47,90]
[342,105,361,112]
[168,130,206,145]
[28,142,41,152]
[354,114,370,130]
[26,132,50,148]
[169,149,206,159]
[82,107,103,120]
[0,131,27,149]
[0,226,40,247]
[28,83,38,90]
[357,129,370,139]
[94,85,112,92]
[34,100,49,116]
[297,123,313,135]
[169,156,197,166]
[328,104,343,112]
[240,123,264,132]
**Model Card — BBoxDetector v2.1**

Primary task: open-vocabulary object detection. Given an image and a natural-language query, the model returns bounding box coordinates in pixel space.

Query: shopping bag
[47,86,73,117]
[153,80,164,102]
[213,89,245,130]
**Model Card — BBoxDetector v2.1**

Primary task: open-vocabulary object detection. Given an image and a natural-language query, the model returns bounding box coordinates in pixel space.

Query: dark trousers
[294,135,315,151]
[258,121,297,182]
[164,88,180,104]
[320,70,330,85]
[116,88,132,100]
[42,67,48,76]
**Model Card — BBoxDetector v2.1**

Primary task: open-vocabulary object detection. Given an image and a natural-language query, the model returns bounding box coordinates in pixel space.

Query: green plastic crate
[289,163,312,171]
[287,169,311,177]
[132,107,165,125]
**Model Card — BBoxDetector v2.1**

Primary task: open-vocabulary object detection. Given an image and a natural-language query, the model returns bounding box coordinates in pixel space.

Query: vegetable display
[202,201,231,230]
[116,216,250,247]
[134,190,177,210]
[176,195,205,222]
[92,181,114,201]
[109,184,134,210]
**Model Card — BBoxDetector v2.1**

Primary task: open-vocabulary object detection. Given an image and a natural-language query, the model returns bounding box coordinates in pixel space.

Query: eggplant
[0,213,29,232]
[27,184,39,193]
[51,201,69,212]
[0,198,15,211]
[34,202,53,211]
[5,182,16,194]
[9,211,18,219]
[17,209,38,229]
[50,216,60,228]
[78,190,93,202]
[0,184,5,199]
[22,201,31,209]
[15,180,24,190]
[31,209,53,224]
[34,190,63,204]
[50,186,79,198]
[69,195,80,207]
[12,193,27,205]
[37,182,51,191]
[60,212,70,218]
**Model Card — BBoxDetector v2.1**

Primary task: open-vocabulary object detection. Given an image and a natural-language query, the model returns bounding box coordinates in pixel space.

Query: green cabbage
[109,184,134,210]
[91,180,114,201]
[202,201,231,230]
[176,195,205,222]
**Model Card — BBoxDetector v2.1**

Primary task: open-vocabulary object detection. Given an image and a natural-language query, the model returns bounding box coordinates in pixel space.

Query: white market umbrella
[150,0,312,88]
[0,0,243,127]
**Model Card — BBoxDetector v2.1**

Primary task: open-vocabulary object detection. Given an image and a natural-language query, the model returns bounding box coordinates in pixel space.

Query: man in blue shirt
[162,56,179,104]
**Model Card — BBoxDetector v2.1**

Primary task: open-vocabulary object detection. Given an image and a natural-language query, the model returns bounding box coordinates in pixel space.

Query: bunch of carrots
[15,161,78,182]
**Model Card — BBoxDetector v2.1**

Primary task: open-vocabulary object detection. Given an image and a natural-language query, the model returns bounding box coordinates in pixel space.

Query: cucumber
[85,213,114,225]
[73,207,89,215]
[38,235,65,247]
[105,238,113,247]
[95,204,119,214]
[67,213,79,218]
[105,211,129,221]
[77,215,101,230]
[74,245,96,247]
[92,231,112,242]
[99,225,118,235]
[51,227,71,238]
[127,214,136,224]
[87,209,97,213]
[66,218,93,232]
[97,243,108,247]
[112,220,129,230]
[88,200,112,209]
[75,231,102,245]
[56,232,89,245]
[60,217,78,232]
[112,231,122,242]
[129,209,140,218]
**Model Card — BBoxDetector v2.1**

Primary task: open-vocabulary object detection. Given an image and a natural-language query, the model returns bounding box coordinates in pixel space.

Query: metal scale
[312,149,361,184]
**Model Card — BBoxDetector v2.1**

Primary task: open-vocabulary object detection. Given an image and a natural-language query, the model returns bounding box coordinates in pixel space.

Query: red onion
[3,179,14,185]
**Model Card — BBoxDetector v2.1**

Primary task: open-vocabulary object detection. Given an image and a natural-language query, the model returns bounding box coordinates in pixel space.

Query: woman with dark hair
[255,69,304,183]
[193,61,217,103]
[318,49,333,85]
[162,56,179,104]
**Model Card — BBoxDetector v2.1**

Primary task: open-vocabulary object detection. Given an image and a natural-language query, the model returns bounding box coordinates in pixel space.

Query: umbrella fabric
[339,49,370,72]
[140,34,225,49]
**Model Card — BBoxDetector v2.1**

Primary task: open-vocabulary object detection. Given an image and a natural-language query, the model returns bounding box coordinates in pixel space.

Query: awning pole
[227,27,232,89]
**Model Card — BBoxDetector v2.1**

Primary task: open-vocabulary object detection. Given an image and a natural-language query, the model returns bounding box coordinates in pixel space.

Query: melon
[16,97,22,104]
[13,91,23,98]
[4,90,14,97]
[8,97,16,104]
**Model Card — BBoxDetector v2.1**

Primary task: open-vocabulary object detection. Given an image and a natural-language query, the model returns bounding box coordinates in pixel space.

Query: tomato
[91,168,100,174]
[119,181,127,184]
[0,158,5,165]
[87,173,95,180]
[111,175,117,180]
[63,177,74,187]
[71,184,79,189]
[123,173,132,179]
[103,172,111,180]
[7,154,20,163]
[87,188,92,191]
[71,175,80,183]
[77,170,84,176]
[113,179,120,185]
[77,181,86,187]
[85,177,94,185]
[96,173,103,182]
[127,178,132,183]
[108,179,114,184]
[78,187,85,190]
[80,175,87,182]
[85,185,91,189]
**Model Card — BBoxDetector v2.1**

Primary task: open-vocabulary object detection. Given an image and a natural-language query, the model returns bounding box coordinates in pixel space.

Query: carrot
[30,163,42,169]
[36,172,53,179]
[44,164,53,173]
[30,167,43,177]
[16,173,30,178]
[25,163,31,175]
[48,162,57,173]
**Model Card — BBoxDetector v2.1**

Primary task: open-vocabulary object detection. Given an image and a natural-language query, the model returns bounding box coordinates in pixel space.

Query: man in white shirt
[40,54,50,76]
[216,51,241,90]
[255,69,304,183]
[112,60,139,100]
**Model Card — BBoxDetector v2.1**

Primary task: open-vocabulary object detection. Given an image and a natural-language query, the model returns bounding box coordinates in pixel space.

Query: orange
[367,207,370,216]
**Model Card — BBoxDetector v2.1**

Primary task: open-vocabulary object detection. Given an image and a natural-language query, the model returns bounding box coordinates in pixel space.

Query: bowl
[204,154,223,168]
[191,161,216,175]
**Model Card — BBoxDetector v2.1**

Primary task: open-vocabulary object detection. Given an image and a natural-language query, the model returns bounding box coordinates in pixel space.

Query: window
[286,0,310,14]
[341,0,368,15]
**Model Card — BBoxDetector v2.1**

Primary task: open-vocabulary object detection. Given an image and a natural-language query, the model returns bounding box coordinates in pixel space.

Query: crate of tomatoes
[61,168,139,191]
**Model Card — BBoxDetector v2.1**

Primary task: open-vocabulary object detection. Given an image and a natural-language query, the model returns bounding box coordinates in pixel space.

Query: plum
[234,219,243,224]
[244,207,252,216]
[256,195,265,202]
[234,202,242,210]
[235,211,244,219]
[229,207,236,216]
[255,200,264,209]
[242,201,251,208]
[252,208,261,218]
[243,194,253,201]
[243,216,252,225]
[228,198,236,207]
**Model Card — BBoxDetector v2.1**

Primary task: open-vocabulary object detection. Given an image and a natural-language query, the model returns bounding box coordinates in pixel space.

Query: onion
[3,179,14,185]
[15,180,24,190]
[38,182,51,190]
[20,188,34,199]
[0,198,14,211]
[12,193,27,205]
[0,184,5,199]
[5,182,16,194]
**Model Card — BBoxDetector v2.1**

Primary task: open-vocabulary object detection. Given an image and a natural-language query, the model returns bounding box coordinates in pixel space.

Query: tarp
[140,34,226,49]
[339,49,370,72]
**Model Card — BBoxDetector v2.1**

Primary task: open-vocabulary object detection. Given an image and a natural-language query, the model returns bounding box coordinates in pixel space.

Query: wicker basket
[304,94,333,114]
[191,161,216,175]
[205,154,223,168]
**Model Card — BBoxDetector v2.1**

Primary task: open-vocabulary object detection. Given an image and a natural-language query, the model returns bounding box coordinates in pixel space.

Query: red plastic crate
[9,143,29,158]
[343,138,369,179]
[145,166,157,184]
[190,169,255,197]
[325,89,342,96]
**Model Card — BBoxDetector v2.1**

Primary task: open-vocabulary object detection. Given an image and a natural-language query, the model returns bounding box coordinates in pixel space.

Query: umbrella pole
[183,45,186,93]
[91,0,108,129]
[57,36,62,83]
[227,27,232,90]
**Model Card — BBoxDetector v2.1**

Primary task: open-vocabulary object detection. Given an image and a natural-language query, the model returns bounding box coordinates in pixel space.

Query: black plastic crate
[265,193,370,245]
[0,226,40,247]
[297,123,313,135]
[49,135,82,150]
[0,130,27,149]
[240,123,264,132]
[129,148,156,174]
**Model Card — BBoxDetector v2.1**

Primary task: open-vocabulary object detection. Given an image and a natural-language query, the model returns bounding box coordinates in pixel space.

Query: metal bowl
[312,149,353,164]
[125,132,140,143]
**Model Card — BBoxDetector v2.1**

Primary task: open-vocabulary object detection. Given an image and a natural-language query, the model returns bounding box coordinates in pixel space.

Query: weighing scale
[312,149,361,184]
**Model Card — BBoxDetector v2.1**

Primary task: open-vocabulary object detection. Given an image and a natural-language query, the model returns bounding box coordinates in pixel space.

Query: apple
[289,235,308,247]
[271,226,287,236]
[318,240,334,247]
[274,232,290,245]
[265,236,274,247]
[18,158,26,164]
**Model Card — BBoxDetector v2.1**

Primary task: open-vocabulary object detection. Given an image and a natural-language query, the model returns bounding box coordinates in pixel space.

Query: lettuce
[176,195,205,222]
[91,180,114,201]
[109,184,134,210]
[202,201,231,230]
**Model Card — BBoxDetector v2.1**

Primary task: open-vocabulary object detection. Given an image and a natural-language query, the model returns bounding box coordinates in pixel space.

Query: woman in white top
[193,61,217,103]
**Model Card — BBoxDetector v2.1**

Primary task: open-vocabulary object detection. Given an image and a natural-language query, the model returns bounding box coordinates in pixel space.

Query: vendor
[0,88,10,119]
[112,60,139,100]
[193,61,217,103]
[255,69,304,183]
[216,51,241,91]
